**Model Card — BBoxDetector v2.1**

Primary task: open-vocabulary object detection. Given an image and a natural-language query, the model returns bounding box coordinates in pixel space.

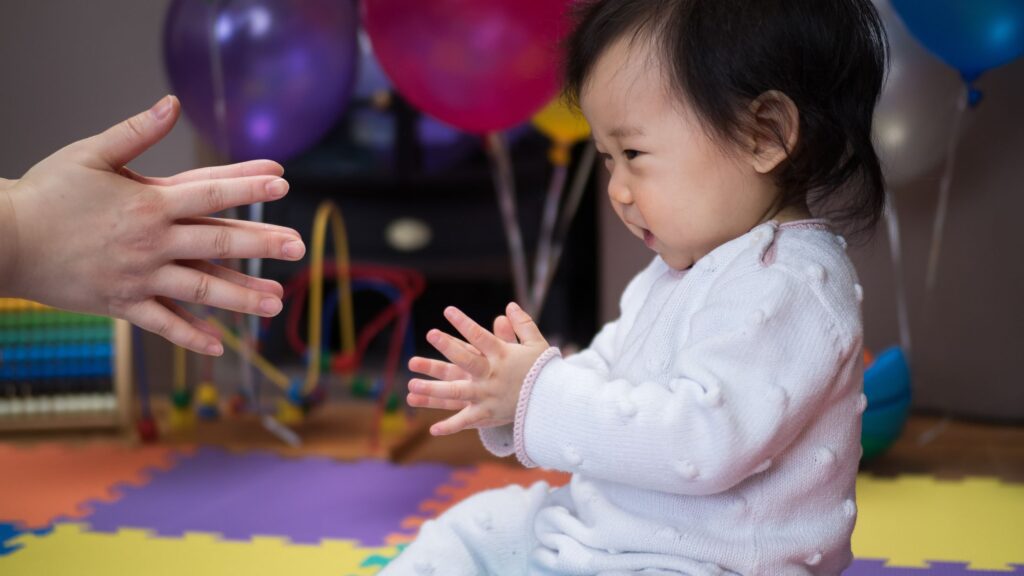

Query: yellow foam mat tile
[0,523,398,576]
[853,475,1024,570]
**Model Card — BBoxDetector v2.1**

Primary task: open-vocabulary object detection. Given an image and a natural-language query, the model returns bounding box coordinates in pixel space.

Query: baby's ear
[745,90,799,174]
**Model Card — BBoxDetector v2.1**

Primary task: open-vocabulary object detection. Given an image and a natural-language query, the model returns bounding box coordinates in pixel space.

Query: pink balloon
[363,0,569,134]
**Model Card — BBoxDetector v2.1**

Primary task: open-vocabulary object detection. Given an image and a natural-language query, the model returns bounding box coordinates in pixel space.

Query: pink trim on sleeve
[513,346,562,468]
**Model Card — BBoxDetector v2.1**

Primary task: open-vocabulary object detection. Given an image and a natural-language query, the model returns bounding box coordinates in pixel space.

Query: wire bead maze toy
[158,199,424,451]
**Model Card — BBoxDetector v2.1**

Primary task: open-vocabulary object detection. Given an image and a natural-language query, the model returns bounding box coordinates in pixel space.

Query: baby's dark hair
[564,0,889,239]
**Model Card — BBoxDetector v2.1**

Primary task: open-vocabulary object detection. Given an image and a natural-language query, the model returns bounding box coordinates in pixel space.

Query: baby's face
[580,37,779,270]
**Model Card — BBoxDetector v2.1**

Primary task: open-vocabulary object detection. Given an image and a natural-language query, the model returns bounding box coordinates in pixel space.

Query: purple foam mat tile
[847,560,1024,575]
[79,447,459,546]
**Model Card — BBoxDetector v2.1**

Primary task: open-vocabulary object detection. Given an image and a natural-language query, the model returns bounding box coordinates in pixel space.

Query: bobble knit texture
[394,221,864,576]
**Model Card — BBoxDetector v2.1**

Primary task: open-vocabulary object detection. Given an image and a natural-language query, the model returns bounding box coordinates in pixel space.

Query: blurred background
[0,0,1021,452]
[0,2,1022,574]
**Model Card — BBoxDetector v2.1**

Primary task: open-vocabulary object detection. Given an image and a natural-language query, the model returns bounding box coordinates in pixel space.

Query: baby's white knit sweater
[482,220,865,575]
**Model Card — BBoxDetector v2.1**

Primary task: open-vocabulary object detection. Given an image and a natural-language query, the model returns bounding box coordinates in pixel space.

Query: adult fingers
[149,263,283,318]
[122,298,224,356]
[122,159,283,186]
[165,222,304,261]
[163,175,290,220]
[156,297,221,339]
[85,95,180,170]
[179,216,301,240]
[178,260,284,299]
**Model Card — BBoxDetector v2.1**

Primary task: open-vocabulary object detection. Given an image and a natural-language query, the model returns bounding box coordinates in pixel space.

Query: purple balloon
[164,0,359,162]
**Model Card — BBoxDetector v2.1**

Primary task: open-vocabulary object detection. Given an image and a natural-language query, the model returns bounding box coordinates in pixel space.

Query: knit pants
[379,481,554,575]
[377,479,735,576]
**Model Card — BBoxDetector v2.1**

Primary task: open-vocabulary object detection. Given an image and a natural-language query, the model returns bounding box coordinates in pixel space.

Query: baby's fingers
[443,306,503,356]
[506,302,547,346]
[430,405,482,436]
[493,315,517,343]
[408,356,470,381]
[408,378,475,402]
[427,329,489,378]
[406,392,468,412]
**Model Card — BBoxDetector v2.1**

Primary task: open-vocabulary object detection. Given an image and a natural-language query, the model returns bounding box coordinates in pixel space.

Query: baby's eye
[623,149,640,160]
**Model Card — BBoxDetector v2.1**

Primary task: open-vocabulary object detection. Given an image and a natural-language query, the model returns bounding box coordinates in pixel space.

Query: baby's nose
[607,173,633,205]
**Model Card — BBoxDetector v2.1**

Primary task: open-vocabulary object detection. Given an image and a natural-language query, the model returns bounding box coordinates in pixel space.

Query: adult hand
[0,95,305,355]
[407,302,549,436]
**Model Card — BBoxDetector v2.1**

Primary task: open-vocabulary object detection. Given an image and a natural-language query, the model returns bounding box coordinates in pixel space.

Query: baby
[389,0,887,573]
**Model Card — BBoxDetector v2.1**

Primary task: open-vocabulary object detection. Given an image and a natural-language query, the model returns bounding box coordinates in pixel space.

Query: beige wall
[1,1,199,397]
[0,1,196,179]
[599,58,1024,420]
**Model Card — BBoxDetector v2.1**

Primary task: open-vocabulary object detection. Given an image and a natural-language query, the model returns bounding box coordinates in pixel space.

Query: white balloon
[872,0,963,187]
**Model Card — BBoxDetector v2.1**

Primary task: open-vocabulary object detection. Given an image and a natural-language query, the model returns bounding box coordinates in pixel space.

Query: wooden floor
[856,414,1024,481]
[4,406,1023,482]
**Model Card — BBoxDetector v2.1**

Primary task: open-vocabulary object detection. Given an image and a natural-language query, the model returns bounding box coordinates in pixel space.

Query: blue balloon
[891,0,1024,85]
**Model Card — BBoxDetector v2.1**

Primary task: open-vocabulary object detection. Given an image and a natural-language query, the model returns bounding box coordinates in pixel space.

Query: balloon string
[173,345,187,396]
[207,0,231,159]
[486,132,531,308]
[244,204,264,411]
[884,191,911,361]
[132,327,151,419]
[530,158,569,314]
[925,85,968,295]
[238,320,261,413]
[533,143,597,318]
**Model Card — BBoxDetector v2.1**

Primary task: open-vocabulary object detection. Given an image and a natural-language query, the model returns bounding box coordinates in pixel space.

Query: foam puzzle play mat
[1,442,1021,575]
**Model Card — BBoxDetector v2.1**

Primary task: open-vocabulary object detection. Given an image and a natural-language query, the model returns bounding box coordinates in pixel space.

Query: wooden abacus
[0,298,132,432]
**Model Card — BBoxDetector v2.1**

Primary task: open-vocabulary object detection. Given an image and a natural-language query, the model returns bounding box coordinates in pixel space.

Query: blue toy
[861,346,912,460]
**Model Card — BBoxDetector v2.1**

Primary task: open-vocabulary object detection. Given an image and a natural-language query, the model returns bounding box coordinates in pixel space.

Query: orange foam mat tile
[0,442,194,528]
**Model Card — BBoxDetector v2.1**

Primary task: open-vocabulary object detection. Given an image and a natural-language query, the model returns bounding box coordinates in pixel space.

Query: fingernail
[282,240,305,259]
[427,330,440,344]
[207,343,224,356]
[151,95,174,120]
[260,298,282,315]
[266,178,289,198]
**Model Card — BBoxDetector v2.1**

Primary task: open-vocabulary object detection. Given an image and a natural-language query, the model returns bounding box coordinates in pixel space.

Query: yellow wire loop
[305,201,355,395]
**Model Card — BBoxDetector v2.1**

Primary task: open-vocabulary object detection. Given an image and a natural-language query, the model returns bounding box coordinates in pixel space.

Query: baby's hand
[407,302,549,436]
